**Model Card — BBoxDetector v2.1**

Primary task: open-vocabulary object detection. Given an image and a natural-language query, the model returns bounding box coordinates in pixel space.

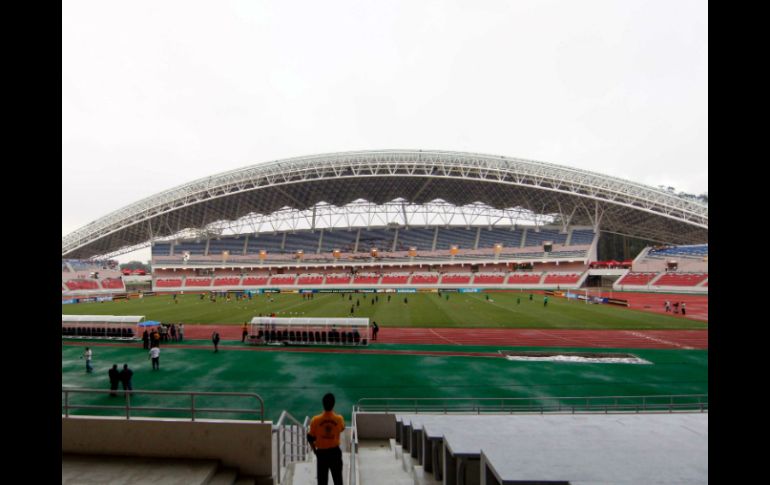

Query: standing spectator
[108,364,120,396]
[170,324,177,342]
[212,332,221,352]
[119,364,133,392]
[151,328,160,348]
[241,322,249,343]
[673,302,680,314]
[149,347,160,370]
[160,324,168,343]
[178,324,184,342]
[681,302,687,316]
[81,347,93,373]
[664,301,671,312]
[141,330,149,350]
[371,321,379,341]
[307,393,345,485]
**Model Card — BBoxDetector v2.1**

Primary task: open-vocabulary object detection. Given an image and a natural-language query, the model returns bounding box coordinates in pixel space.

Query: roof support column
[311,206,317,231]
[592,201,605,233]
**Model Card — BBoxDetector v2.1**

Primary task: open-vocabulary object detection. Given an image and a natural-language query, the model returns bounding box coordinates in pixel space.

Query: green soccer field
[62,341,708,422]
[61,293,706,330]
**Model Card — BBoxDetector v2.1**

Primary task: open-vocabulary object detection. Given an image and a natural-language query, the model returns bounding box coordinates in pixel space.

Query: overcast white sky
[62,0,707,262]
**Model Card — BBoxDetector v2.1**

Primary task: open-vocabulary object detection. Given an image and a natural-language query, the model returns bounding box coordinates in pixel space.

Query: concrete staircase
[284,449,351,485]
[62,454,261,484]
[283,438,430,485]
[358,439,438,485]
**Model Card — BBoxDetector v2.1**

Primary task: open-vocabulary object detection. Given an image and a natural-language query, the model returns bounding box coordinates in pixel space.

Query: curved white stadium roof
[62,150,707,258]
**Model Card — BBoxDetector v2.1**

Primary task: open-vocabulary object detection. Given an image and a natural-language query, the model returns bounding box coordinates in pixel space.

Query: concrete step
[62,454,219,485]
[389,438,403,461]
[401,448,418,474]
[287,451,351,485]
[412,465,441,485]
[206,467,239,485]
[288,461,317,485]
[359,440,414,485]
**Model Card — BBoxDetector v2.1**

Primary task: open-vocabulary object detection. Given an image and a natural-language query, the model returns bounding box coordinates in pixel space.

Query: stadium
[62,150,708,484]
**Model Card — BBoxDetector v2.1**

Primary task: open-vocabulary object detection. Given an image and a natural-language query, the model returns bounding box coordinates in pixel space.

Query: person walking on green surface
[149,346,160,370]
[119,364,133,392]
[81,347,93,373]
[108,364,120,396]
[307,393,345,485]
[543,296,549,307]
[212,331,221,352]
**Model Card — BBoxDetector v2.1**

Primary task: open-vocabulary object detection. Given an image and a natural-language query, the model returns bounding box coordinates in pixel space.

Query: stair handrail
[348,413,359,485]
[273,410,310,484]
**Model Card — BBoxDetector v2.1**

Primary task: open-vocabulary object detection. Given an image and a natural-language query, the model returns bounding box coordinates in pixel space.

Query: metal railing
[272,411,311,484]
[348,414,359,485]
[355,394,708,414]
[62,388,265,421]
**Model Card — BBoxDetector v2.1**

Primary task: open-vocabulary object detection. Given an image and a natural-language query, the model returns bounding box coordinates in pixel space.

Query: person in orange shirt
[307,393,345,485]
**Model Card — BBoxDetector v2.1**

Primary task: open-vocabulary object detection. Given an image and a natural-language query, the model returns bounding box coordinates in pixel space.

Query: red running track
[594,291,708,322]
[182,325,708,350]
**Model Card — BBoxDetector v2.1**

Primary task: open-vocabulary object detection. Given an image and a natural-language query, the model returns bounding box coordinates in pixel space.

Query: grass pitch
[62,293,706,330]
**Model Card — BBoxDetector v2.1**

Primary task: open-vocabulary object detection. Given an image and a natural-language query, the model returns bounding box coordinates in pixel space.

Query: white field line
[623,331,694,350]
[428,328,463,346]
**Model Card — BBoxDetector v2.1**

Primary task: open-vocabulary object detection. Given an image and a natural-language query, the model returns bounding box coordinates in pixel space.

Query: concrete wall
[355,413,397,439]
[62,416,273,478]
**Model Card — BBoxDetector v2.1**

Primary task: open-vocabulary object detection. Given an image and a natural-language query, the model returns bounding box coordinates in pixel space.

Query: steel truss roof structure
[62,150,708,259]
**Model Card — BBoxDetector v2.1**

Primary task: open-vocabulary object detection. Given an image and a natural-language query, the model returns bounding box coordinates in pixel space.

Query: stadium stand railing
[185,278,212,287]
[269,275,297,285]
[473,273,506,284]
[440,273,472,284]
[297,274,325,285]
[355,394,709,414]
[99,278,125,290]
[352,273,381,284]
[62,388,265,421]
[506,273,544,285]
[410,273,440,285]
[543,273,582,284]
[653,272,708,287]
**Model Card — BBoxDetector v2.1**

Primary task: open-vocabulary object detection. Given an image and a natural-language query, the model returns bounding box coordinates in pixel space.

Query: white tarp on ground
[503,354,651,364]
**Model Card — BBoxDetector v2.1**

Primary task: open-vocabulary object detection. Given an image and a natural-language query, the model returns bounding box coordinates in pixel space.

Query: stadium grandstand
[62,150,708,296]
[62,150,708,484]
